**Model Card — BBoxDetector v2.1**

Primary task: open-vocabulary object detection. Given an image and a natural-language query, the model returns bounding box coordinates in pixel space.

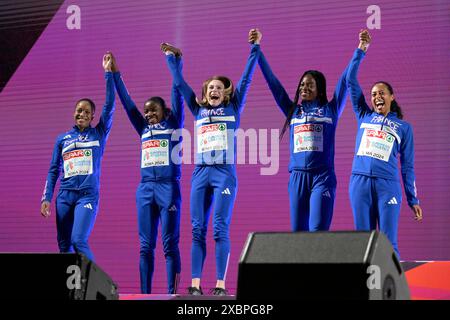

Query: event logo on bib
[63,149,93,178]
[357,129,395,161]
[293,124,323,153]
[142,139,169,167]
[198,123,228,153]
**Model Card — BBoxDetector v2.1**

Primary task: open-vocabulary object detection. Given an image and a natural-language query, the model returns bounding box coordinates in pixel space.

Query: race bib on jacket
[198,123,228,153]
[357,129,394,162]
[293,124,323,153]
[141,139,169,167]
[63,149,93,178]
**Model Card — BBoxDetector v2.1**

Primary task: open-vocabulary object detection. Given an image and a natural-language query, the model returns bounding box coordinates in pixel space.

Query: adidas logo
[83,203,93,210]
[387,197,398,205]
[63,134,72,139]
[168,205,177,212]
[221,188,231,195]
[322,190,331,198]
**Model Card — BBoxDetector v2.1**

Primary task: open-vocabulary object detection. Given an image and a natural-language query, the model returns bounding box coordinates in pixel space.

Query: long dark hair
[373,81,403,119]
[280,70,328,139]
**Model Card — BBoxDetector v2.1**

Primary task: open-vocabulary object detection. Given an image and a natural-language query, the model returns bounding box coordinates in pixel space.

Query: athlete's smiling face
[206,80,225,107]
[144,101,164,125]
[74,100,94,130]
[299,74,318,102]
[371,83,394,116]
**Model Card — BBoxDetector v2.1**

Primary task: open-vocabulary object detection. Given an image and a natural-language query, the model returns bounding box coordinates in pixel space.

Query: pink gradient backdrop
[0,0,449,294]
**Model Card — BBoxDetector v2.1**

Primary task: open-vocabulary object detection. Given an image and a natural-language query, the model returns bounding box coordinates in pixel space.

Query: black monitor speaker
[237,231,410,300]
[0,253,119,300]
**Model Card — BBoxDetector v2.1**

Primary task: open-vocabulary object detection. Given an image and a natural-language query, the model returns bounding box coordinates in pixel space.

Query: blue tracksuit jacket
[42,72,115,202]
[348,48,419,207]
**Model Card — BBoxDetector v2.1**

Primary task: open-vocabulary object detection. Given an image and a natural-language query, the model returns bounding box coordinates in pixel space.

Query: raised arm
[253,31,292,117]
[232,29,262,113]
[40,137,62,218]
[347,30,372,119]
[97,52,116,138]
[169,54,185,127]
[330,57,351,118]
[161,43,199,116]
[112,55,147,134]
[400,124,423,221]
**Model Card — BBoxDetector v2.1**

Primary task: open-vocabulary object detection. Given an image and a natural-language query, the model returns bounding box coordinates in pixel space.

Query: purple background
[0,0,449,294]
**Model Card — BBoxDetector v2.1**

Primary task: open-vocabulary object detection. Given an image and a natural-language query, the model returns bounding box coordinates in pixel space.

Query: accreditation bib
[293,124,323,153]
[357,129,394,162]
[198,123,228,153]
[141,139,169,167]
[63,149,93,178]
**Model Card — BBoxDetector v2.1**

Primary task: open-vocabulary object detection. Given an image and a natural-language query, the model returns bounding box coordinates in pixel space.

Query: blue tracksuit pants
[190,165,237,281]
[349,174,402,257]
[55,189,98,262]
[288,168,336,232]
[136,181,181,294]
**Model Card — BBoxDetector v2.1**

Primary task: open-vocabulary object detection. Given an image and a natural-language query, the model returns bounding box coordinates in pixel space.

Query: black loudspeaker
[0,253,119,300]
[237,231,410,300]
